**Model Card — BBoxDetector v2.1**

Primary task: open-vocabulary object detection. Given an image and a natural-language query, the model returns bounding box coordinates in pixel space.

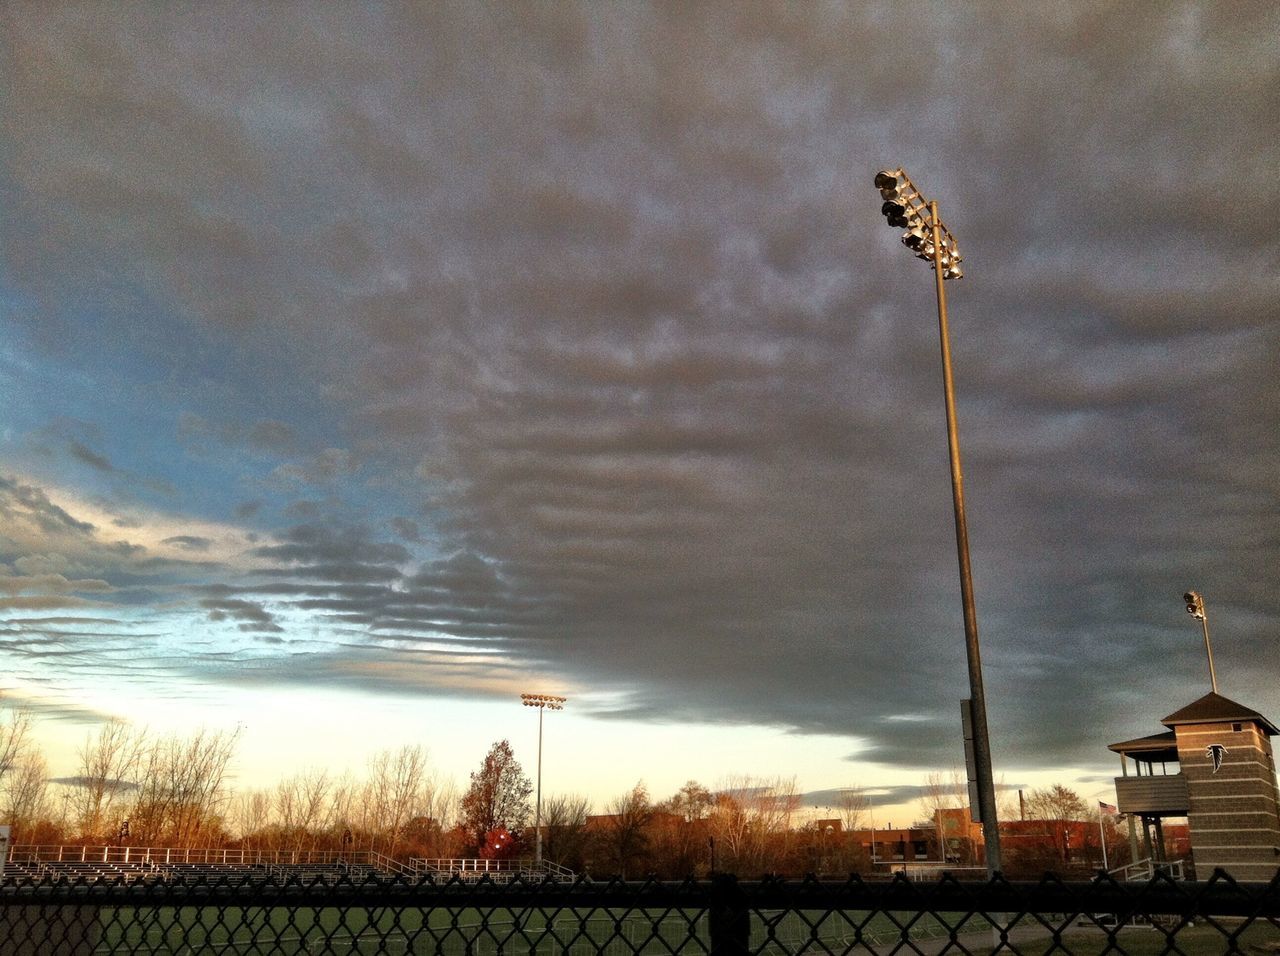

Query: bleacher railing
[412,856,577,881]
[7,844,375,868]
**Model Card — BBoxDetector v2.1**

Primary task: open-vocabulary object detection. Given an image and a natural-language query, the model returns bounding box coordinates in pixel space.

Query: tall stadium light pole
[1183,591,1218,693]
[873,168,1002,874]
[521,692,567,864]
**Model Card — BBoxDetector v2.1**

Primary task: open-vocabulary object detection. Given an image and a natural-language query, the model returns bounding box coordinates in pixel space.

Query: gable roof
[1162,692,1279,736]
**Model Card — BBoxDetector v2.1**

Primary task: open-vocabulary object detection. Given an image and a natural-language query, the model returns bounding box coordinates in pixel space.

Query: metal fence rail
[0,870,1276,955]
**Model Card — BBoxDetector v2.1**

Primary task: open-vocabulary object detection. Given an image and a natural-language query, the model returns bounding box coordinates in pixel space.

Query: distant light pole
[873,168,1001,874]
[521,692,567,864]
[1183,590,1218,693]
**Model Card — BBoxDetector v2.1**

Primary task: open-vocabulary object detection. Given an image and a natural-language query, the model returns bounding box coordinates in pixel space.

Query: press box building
[1109,691,1280,881]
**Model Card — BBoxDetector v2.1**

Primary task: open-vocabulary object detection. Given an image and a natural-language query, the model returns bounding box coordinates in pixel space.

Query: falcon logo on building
[1206,743,1228,773]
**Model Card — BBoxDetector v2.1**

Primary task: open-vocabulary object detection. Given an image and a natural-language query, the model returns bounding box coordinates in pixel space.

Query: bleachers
[3,846,394,885]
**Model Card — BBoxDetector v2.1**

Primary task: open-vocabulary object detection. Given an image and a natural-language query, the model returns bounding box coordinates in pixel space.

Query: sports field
[91,904,994,954]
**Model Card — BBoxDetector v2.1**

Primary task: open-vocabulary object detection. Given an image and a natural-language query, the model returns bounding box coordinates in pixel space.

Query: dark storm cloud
[250,525,410,568]
[3,3,1279,785]
[199,597,281,634]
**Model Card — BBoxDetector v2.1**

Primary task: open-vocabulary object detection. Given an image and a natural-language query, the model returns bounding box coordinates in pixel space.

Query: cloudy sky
[2,3,1278,816]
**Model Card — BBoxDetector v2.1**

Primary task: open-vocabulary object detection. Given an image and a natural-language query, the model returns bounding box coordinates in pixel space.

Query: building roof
[1107,730,1178,761]
[1161,692,1279,736]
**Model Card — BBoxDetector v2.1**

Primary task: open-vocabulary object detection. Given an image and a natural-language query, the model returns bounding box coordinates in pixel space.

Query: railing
[1110,857,1187,882]
[370,850,418,877]
[886,861,988,881]
[0,870,1276,954]
[7,844,379,868]
[413,856,577,881]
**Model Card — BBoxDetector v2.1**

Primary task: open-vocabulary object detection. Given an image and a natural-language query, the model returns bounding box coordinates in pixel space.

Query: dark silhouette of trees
[597,781,654,877]
[653,780,713,875]
[541,793,590,869]
[459,739,532,852]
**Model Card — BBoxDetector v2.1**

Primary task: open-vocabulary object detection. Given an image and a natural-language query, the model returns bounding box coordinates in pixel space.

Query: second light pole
[1183,590,1218,693]
[521,692,567,864]
[874,168,1001,874]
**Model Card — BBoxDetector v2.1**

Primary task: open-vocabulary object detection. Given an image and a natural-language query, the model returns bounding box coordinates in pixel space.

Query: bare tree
[598,782,654,877]
[918,768,974,864]
[131,727,241,846]
[653,781,713,876]
[418,771,458,842]
[918,768,967,820]
[364,745,431,855]
[229,789,274,852]
[540,793,590,869]
[274,768,333,854]
[1023,784,1089,865]
[326,773,362,848]
[709,775,802,874]
[708,780,751,871]
[835,787,868,833]
[0,705,33,785]
[5,753,52,841]
[663,780,713,822]
[71,721,146,840]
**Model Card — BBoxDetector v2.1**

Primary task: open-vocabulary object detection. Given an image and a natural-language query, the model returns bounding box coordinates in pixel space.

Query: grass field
[90,905,998,954]
[83,904,1280,954]
[966,920,1280,955]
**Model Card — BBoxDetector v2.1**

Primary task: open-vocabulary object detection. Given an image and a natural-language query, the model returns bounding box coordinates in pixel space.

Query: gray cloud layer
[2,4,1278,776]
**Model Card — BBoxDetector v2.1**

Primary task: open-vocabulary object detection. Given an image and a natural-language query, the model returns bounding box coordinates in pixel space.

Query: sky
[1,3,1278,824]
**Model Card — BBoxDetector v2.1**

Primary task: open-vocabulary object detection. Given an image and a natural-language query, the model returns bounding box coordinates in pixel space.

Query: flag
[1098,801,1118,814]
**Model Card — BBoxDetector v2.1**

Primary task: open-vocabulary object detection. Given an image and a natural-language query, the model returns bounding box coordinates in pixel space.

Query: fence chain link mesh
[0,869,1276,954]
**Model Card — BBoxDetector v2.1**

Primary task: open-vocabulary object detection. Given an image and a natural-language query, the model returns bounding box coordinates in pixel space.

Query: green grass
[81,905,1280,954]
[89,905,995,955]
[94,906,705,955]
[964,916,1280,955]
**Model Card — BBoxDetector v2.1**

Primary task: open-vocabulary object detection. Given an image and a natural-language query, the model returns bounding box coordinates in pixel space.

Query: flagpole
[1098,805,1109,871]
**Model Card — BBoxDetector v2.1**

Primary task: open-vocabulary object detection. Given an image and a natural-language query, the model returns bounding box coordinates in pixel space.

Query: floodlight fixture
[874,168,964,281]
[902,222,928,250]
[521,693,567,710]
[1184,590,1205,620]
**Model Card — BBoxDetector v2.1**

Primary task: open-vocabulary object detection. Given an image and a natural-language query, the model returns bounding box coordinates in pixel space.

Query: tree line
[0,711,1136,877]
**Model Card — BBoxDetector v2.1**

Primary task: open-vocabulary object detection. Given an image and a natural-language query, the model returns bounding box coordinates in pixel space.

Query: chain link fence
[1,869,1277,955]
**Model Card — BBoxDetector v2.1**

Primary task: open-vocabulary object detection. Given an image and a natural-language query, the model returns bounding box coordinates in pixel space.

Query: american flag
[1098,800,1118,814]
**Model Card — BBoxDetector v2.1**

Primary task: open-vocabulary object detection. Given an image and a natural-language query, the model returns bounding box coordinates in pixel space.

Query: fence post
[708,873,750,956]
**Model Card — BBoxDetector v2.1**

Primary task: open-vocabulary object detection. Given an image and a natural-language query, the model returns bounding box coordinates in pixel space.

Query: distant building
[817,814,973,868]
